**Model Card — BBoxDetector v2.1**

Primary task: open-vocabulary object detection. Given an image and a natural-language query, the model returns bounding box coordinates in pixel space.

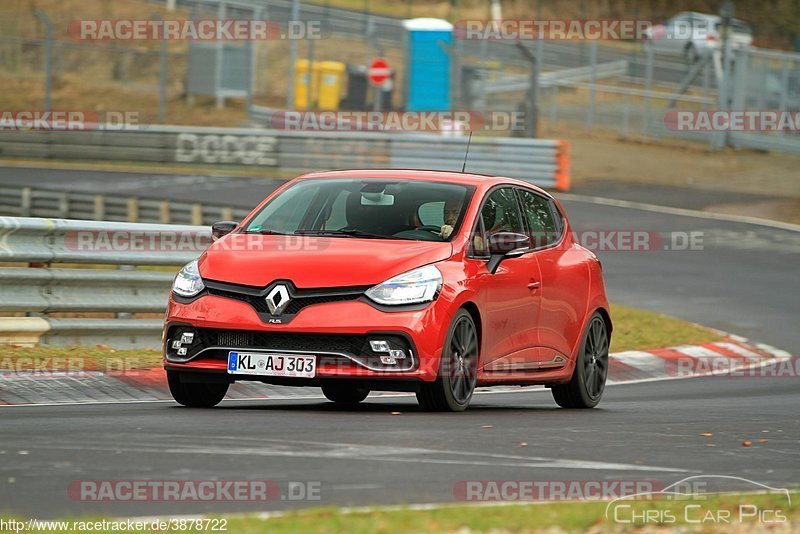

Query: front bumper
[163,292,451,382]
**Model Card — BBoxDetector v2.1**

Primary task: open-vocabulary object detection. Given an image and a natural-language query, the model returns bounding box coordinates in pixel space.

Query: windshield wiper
[294,229,400,240]
[242,229,289,235]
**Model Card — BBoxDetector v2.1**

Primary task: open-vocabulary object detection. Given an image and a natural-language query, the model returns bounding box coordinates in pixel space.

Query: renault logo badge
[265,284,290,316]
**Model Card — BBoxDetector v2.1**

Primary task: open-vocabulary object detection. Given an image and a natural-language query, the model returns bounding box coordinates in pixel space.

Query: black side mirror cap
[211,221,238,240]
[487,232,530,274]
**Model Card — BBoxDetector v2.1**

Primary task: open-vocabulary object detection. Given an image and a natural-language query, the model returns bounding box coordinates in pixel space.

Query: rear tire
[417,309,479,412]
[321,384,370,404]
[552,312,609,409]
[167,371,229,408]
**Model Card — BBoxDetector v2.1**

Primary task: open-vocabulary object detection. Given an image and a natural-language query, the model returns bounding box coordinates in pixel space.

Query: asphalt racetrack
[0,166,798,518]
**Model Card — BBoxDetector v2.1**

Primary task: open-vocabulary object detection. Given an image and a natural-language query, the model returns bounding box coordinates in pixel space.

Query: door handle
[527,281,541,290]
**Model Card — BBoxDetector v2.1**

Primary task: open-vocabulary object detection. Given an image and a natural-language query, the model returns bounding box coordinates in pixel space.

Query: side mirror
[211,221,238,240]
[487,232,530,274]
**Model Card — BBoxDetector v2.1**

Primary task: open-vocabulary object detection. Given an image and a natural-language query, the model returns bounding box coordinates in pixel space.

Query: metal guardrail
[486,60,629,95]
[0,186,251,225]
[0,217,207,348]
[0,125,571,191]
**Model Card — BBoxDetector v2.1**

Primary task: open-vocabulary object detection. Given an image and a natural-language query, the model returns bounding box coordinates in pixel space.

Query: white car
[645,11,753,62]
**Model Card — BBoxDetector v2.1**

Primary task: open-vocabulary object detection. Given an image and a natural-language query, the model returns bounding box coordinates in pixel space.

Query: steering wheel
[417,225,443,235]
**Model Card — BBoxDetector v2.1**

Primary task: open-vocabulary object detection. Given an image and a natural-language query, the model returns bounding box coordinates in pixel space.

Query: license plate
[227,352,316,378]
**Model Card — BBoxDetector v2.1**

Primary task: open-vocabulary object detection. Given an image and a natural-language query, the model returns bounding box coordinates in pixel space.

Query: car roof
[294,169,553,198]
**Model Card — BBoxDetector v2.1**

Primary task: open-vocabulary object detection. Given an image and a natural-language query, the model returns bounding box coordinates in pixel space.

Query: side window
[518,189,559,248]
[481,187,525,235]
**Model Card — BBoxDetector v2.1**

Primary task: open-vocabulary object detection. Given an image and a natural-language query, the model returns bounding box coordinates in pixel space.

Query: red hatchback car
[164,169,611,411]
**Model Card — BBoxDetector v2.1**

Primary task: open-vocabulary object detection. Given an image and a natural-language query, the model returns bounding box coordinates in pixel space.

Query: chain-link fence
[1,1,799,152]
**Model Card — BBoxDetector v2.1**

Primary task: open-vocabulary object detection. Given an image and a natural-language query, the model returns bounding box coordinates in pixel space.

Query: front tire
[552,312,609,409]
[321,383,370,404]
[417,309,479,412]
[167,371,229,408]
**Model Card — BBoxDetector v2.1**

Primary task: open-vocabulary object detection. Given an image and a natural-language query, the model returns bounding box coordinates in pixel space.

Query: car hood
[199,235,453,288]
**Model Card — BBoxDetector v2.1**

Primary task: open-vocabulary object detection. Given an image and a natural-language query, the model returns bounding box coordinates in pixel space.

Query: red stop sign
[367,57,391,86]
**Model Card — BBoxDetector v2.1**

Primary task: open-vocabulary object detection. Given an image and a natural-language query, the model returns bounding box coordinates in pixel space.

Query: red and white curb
[0,337,793,406]
[607,336,793,385]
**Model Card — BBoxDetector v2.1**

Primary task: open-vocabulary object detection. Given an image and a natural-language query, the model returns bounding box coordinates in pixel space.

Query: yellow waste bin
[317,61,346,110]
[293,59,320,110]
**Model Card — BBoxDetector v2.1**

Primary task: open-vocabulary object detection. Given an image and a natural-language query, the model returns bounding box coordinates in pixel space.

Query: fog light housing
[169,329,196,359]
[370,340,391,353]
[370,339,408,365]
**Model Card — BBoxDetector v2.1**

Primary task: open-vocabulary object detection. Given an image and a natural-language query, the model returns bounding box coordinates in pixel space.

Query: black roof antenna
[460,131,473,173]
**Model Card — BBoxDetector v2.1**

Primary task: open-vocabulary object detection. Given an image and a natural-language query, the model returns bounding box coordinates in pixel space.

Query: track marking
[557,193,800,233]
[18,440,689,473]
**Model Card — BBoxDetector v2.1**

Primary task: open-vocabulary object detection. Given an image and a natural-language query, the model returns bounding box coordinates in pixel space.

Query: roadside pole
[35,10,52,113]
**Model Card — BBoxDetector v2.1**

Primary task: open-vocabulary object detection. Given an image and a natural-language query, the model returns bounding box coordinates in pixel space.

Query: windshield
[244,179,473,242]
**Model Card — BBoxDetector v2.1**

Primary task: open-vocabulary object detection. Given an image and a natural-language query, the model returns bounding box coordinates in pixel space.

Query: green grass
[5,491,798,533]
[0,303,720,371]
[224,491,800,533]
[0,345,162,371]
[609,303,722,352]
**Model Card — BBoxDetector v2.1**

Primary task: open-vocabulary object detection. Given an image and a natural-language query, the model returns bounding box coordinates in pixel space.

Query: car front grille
[204,280,368,319]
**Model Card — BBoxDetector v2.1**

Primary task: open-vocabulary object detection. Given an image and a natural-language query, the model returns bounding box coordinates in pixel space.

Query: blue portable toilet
[402,18,453,111]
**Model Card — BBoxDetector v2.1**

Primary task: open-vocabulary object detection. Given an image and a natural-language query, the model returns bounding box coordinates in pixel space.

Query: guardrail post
[159,201,171,224]
[93,195,105,220]
[221,207,233,220]
[21,188,32,217]
[57,192,69,218]
[116,264,134,320]
[127,197,139,222]
[191,204,204,225]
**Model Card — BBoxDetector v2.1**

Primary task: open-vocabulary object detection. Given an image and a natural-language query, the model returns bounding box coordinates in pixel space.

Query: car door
[471,186,542,371]
[518,189,589,362]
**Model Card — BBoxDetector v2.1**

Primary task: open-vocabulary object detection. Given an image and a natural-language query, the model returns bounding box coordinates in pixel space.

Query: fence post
[159,14,167,122]
[586,41,598,129]
[549,86,558,129]
[642,44,654,137]
[35,10,53,113]
[286,0,300,109]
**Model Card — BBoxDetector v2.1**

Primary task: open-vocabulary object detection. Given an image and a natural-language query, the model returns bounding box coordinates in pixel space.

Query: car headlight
[172,259,205,297]
[365,264,442,306]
